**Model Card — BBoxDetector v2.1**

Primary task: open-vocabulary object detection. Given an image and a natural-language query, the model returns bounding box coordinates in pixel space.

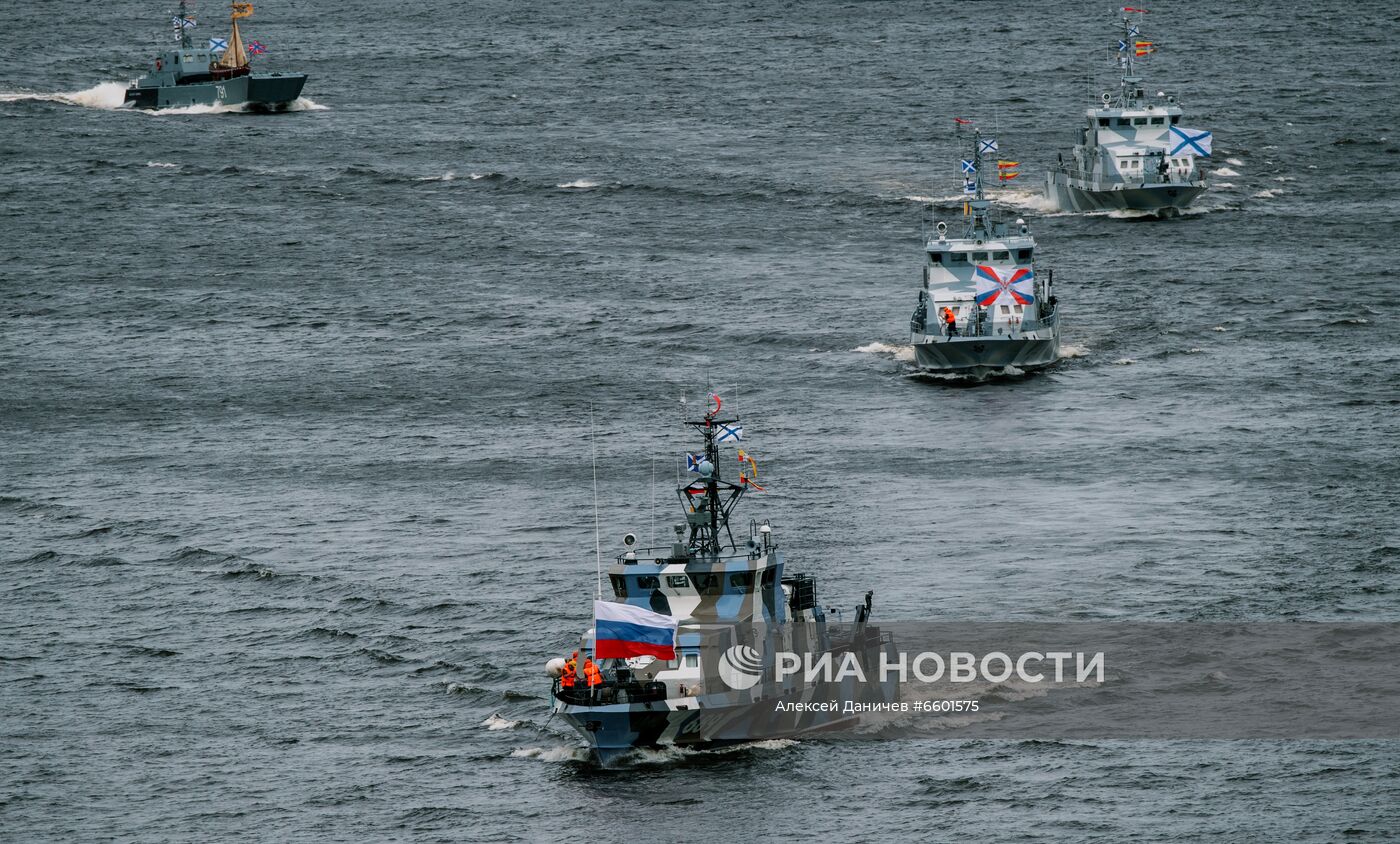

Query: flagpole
[590,405,602,601]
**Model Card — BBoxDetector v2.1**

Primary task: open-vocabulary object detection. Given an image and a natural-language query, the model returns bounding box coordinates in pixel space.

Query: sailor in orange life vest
[941,306,958,338]
[582,657,603,692]
[559,653,578,690]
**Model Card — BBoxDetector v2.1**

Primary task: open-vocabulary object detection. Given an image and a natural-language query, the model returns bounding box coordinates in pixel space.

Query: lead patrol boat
[909,127,1062,377]
[1043,9,1211,216]
[546,396,900,766]
[124,1,307,110]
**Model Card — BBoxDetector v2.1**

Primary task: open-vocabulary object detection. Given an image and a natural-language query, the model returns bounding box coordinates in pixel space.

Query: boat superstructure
[908,128,1062,377]
[547,396,898,765]
[124,1,307,110]
[1043,9,1211,216]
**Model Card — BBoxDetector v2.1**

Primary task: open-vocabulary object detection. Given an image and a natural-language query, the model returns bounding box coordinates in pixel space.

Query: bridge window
[993,250,1009,261]
[683,653,699,668]
[928,252,943,264]
[1115,118,1131,127]
[948,253,968,264]
[1150,117,1164,125]
[1133,117,1147,126]
[971,251,988,261]
[1014,304,1024,313]
[667,575,690,588]
[609,574,628,598]
[637,575,659,590]
[1170,114,1180,124]
[1098,117,1109,127]
[1000,305,1011,315]
[1017,249,1032,261]
[728,572,755,593]
[689,573,721,595]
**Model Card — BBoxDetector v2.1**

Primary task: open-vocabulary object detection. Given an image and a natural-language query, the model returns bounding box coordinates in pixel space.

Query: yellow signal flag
[1135,40,1153,47]
[997,160,1020,169]
[998,171,1020,181]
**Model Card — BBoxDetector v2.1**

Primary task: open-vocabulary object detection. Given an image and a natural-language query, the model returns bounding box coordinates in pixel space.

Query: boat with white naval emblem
[908,126,1062,377]
[124,1,307,111]
[545,394,899,766]
[1043,9,1212,216]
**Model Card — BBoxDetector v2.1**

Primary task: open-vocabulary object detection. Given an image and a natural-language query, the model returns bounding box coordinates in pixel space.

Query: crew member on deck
[941,306,958,338]
[560,654,578,693]
[583,656,603,694]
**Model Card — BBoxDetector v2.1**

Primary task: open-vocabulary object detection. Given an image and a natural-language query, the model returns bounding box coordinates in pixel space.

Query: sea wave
[481,713,520,731]
[1214,167,1241,177]
[557,179,601,189]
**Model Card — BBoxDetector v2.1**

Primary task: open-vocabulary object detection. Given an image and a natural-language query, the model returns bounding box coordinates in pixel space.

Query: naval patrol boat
[908,128,1061,376]
[545,396,899,765]
[1043,10,1211,216]
[124,1,307,110]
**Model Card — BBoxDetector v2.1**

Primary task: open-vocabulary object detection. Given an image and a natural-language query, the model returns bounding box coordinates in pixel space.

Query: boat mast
[679,399,744,558]
[1117,11,1144,106]
[964,127,991,239]
[177,0,191,48]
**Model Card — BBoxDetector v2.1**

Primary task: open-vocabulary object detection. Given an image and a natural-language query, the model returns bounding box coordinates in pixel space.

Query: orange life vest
[583,659,603,687]
[942,307,956,325]
[560,658,577,688]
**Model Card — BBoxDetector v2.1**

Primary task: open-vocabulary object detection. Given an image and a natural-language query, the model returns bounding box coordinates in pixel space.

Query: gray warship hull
[913,335,1060,376]
[124,72,307,110]
[1045,170,1206,217]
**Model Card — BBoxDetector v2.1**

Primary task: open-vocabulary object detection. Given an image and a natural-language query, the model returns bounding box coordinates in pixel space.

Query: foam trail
[995,188,1060,214]
[558,179,601,189]
[481,713,519,731]
[0,82,130,109]
[510,745,589,762]
[854,342,915,363]
[1060,343,1091,359]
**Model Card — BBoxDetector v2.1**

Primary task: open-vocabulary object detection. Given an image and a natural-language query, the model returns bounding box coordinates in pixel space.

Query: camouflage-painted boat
[546,395,899,765]
[1043,9,1211,217]
[909,127,1062,377]
[124,1,307,111]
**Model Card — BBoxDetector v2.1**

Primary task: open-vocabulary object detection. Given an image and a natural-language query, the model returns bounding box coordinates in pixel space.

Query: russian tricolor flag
[594,600,677,660]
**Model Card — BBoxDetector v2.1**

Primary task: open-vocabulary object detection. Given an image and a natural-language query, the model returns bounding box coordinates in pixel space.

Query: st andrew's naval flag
[208,37,229,53]
[715,422,743,445]
[979,137,998,155]
[974,265,1035,307]
[594,600,677,660]
[1168,125,1212,157]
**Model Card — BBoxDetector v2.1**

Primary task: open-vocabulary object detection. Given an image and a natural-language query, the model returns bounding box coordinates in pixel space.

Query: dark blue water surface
[3,0,1399,840]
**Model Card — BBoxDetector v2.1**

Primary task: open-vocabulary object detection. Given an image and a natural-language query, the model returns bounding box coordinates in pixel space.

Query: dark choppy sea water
[3,0,1399,840]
